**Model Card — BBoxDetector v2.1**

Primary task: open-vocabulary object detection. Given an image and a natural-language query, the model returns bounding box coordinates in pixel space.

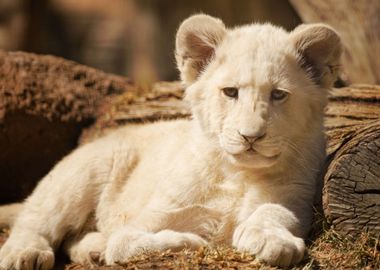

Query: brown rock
[0,51,133,203]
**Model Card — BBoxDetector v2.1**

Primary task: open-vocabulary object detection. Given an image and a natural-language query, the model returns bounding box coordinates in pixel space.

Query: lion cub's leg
[0,139,124,270]
[232,204,305,268]
[105,227,207,265]
[65,232,107,268]
[0,231,54,270]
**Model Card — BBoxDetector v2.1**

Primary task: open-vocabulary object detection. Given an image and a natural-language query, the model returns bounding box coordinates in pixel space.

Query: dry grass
[65,225,380,270]
[307,229,379,269]
[1,221,379,270]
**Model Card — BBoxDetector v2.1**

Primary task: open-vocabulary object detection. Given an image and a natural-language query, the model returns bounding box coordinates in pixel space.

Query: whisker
[282,139,321,173]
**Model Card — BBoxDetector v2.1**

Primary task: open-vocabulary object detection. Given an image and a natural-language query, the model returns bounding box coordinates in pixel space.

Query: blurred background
[0,0,301,86]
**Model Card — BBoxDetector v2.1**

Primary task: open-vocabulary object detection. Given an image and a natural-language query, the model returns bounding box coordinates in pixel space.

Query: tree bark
[0,50,133,203]
[79,81,189,144]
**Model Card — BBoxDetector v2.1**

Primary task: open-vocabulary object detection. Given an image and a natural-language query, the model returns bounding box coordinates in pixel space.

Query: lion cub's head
[175,14,342,169]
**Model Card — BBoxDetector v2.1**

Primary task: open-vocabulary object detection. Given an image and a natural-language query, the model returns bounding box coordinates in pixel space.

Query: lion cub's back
[106,119,193,152]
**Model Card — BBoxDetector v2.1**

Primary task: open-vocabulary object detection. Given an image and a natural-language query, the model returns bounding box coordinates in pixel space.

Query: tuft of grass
[308,229,379,269]
[118,246,265,270]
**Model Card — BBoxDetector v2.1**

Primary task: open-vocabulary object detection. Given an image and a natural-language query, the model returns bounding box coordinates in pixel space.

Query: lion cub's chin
[226,149,281,169]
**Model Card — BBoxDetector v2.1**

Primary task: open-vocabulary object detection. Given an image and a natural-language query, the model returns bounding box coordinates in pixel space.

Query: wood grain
[324,121,380,235]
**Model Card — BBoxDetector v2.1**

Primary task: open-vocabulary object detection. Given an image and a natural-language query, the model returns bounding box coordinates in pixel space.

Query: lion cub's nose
[239,131,266,143]
[239,117,267,143]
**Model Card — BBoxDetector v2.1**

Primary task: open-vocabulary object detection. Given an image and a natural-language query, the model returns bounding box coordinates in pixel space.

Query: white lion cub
[0,14,341,269]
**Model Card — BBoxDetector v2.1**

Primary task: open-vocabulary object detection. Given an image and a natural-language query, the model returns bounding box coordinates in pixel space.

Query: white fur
[0,14,341,269]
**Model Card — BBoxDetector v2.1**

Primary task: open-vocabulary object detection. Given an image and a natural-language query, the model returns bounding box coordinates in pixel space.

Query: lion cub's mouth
[228,146,281,168]
[246,145,281,159]
[247,148,280,160]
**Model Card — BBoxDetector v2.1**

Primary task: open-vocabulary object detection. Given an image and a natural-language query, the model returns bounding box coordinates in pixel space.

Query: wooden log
[324,121,380,235]
[79,81,189,144]
[81,83,380,237]
[290,0,380,85]
[324,85,380,236]
[0,50,134,203]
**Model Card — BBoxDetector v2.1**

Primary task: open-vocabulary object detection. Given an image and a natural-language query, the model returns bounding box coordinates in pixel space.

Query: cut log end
[324,121,380,236]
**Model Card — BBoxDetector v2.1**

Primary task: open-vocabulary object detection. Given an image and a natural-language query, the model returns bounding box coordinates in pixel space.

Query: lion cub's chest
[160,175,249,243]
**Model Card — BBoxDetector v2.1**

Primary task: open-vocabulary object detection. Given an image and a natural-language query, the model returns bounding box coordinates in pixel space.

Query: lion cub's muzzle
[220,129,282,168]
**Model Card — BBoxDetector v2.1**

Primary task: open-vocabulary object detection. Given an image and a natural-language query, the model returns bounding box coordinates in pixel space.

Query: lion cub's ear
[175,14,226,86]
[291,24,342,87]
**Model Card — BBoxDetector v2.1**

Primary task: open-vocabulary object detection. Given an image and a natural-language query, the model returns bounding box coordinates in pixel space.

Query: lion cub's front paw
[233,224,305,268]
[68,232,106,268]
[105,229,207,265]
[0,235,54,270]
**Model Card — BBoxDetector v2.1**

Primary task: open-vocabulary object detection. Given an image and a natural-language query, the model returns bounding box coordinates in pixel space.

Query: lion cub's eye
[221,87,239,99]
[270,89,289,102]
